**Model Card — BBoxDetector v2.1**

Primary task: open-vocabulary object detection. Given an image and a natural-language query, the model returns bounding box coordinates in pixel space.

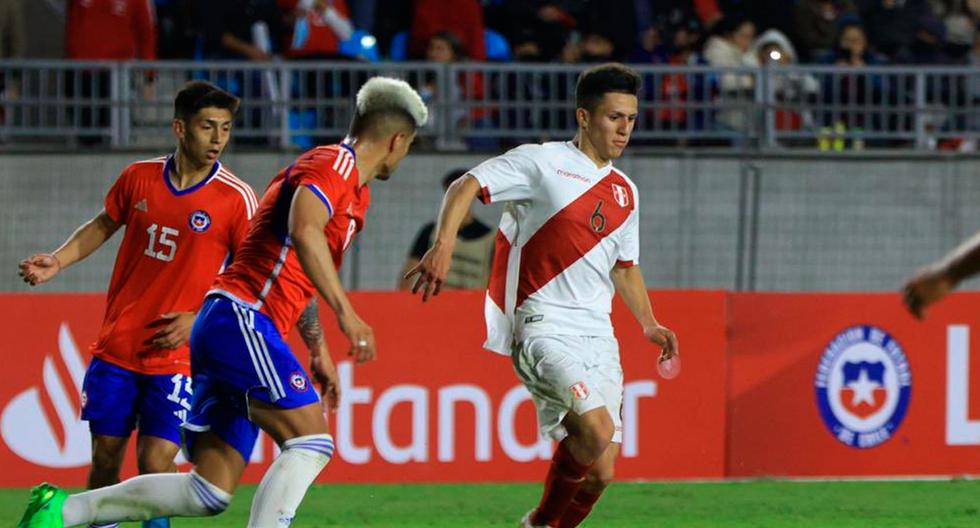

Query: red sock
[557,489,603,528]
[530,440,592,526]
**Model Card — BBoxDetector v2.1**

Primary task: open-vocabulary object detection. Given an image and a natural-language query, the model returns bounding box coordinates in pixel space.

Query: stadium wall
[1,290,980,485]
[4,152,980,293]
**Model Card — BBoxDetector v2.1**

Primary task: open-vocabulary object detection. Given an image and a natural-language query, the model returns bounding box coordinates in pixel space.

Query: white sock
[247,434,334,527]
[63,472,230,527]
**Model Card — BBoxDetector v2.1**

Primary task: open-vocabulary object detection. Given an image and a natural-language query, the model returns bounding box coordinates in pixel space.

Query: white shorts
[511,335,624,443]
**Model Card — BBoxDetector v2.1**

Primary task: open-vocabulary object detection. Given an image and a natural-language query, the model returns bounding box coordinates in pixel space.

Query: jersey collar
[163,154,221,196]
[564,141,612,171]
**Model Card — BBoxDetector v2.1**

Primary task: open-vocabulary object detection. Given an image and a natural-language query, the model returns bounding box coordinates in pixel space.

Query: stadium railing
[0,60,978,151]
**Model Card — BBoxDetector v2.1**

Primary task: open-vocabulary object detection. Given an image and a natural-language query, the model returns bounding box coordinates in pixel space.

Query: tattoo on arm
[296,299,325,350]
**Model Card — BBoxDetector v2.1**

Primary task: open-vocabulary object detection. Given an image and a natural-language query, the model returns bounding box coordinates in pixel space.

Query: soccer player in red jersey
[17,81,254,528]
[407,64,678,528]
[18,77,427,527]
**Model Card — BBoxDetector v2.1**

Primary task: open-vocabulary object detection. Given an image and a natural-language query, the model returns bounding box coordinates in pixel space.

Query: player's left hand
[404,241,454,302]
[18,253,62,286]
[145,312,196,350]
[644,324,679,362]
[310,354,341,412]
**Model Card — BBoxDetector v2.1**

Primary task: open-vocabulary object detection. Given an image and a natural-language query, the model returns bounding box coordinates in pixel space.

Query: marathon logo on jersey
[611,184,630,208]
[569,381,590,400]
[290,372,309,393]
[814,325,911,449]
[188,210,211,233]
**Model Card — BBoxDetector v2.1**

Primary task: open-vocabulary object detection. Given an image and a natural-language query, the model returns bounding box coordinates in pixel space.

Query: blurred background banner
[0,290,727,486]
[728,292,980,478]
[6,290,980,485]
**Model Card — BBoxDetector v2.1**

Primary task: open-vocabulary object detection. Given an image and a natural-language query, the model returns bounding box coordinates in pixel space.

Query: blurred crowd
[1,0,979,68]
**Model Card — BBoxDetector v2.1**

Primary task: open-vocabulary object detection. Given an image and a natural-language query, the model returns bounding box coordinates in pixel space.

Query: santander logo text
[2,323,91,467]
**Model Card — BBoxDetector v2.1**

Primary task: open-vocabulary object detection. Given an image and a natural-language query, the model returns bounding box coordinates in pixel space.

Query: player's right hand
[903,265,954,319]
[340,312,376,363]
[18,253,61,286]
[404,241,454,302]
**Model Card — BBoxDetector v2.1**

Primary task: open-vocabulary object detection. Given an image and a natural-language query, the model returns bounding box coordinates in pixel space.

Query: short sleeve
[103,166,133,224]
[290,156,348,217]
[616,190,640,267]
[469,145,539,204]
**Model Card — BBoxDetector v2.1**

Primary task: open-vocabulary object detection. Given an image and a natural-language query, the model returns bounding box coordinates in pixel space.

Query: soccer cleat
[17,483,67,528]
[142,519,170,528]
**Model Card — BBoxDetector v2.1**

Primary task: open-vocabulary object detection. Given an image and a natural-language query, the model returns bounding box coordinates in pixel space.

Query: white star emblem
[847,369,879,407]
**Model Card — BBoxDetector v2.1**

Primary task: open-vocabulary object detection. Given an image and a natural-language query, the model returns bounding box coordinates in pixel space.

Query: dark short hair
[442,168,468,189]
[575,63,640,113]
[173,81,240,122]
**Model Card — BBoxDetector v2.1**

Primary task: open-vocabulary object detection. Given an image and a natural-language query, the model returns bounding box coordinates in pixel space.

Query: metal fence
[1,60,979,150]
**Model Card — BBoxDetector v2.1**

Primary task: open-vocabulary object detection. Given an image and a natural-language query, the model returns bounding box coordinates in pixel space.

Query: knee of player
[137,455,176,475]
[581,417,615,455]
[586,464,615,490]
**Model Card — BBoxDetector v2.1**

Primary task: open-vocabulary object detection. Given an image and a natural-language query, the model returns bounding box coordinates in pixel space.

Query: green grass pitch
[4,480,980,527]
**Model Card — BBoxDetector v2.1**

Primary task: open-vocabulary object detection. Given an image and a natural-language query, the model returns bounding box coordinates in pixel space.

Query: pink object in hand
[657,355,681,380]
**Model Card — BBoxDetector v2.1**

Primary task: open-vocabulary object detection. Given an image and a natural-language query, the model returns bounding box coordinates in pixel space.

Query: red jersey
[95,156,257,375]
[66,0,157,60]
[211,144,368,336]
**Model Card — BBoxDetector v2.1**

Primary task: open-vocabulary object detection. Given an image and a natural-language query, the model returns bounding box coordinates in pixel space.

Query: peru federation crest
[611,183,630,208]
[814,325,911,449]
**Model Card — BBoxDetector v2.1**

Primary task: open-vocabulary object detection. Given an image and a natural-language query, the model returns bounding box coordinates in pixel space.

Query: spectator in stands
[704,16,758,131]
[497,1,583,62]
[753,29,821,131]
[941,7,975,61]
[577,0,636,61]
[0,0,25,59]
[795,0,858,61]
[409,0,485,60]
[193,0,282,60]
[65,0,157,144]
[654,19,710,135]
[399,169,494,291]
[897,15,952,63]
[860,0,930,59]
[827,21,887,65]
[66,0,156,60]
[285,0,353,59]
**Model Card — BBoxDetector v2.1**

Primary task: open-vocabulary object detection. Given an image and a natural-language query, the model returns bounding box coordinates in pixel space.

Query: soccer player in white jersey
[406,63,679,527]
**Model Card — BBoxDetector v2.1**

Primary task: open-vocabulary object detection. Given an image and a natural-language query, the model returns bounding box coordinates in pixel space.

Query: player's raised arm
[611,265,678,361]
[18,209,121,286]
[405,174,482,301]
[289,185,375,362]
[903,229,980,319]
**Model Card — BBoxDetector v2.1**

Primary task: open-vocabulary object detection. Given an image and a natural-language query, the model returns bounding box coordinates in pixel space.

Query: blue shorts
[185,295,319,462]
[80,356,192,445]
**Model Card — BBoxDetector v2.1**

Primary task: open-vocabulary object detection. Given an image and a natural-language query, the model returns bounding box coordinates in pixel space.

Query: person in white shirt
[405,63,678,528]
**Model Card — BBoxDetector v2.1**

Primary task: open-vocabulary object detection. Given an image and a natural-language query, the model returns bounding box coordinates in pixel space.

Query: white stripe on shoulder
[331,149,347,172]
[215,175,256,219]
[339,154,354,180]
[217,169,258,207]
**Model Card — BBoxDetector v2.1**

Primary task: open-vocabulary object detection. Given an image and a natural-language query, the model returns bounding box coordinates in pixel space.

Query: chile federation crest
[814,325,911,449]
